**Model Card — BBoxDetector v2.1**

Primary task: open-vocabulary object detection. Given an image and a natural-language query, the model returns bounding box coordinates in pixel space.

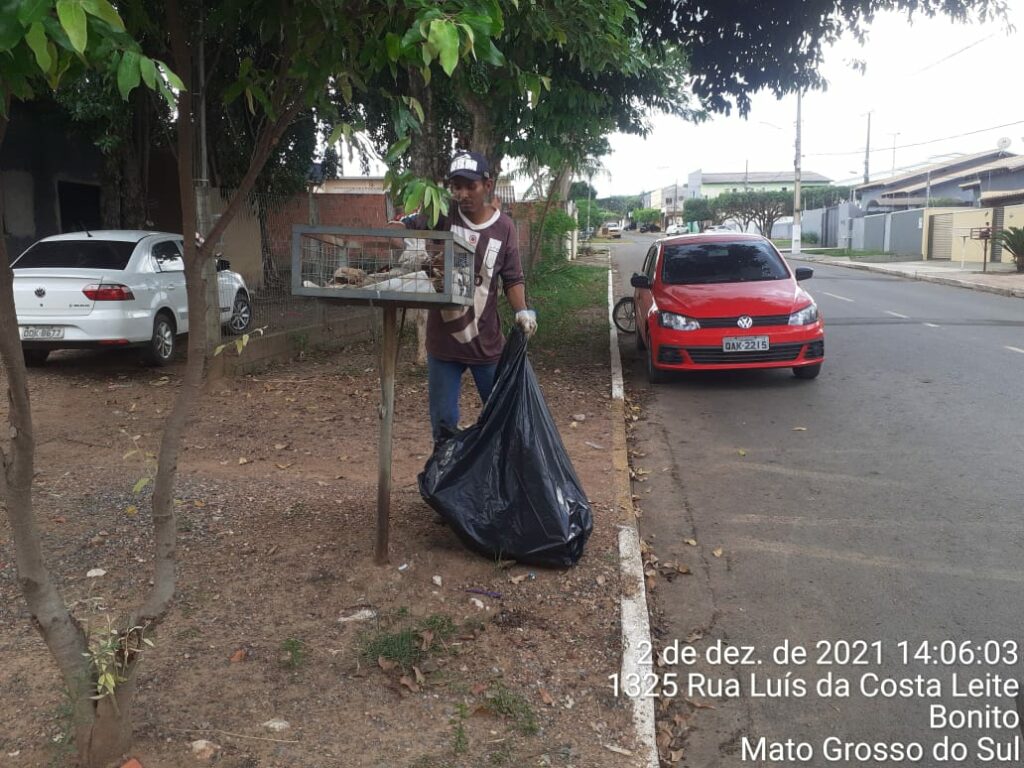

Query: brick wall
[265,191,390,266]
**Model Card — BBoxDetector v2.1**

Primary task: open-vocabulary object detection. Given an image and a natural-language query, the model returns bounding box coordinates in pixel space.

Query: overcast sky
[594,0,1024,199]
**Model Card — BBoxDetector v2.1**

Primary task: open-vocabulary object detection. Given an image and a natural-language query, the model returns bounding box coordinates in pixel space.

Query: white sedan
[11,230,253,366]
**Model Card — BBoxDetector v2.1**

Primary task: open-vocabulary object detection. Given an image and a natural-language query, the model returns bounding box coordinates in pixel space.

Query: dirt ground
[0,331,637,768]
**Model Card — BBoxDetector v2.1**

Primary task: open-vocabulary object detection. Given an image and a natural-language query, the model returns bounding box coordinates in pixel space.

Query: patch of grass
[420,613,457,641]
[486,682,539,735]
[280,637,306,669]
[506,259,608,362]
[362,627,421,668]
[361,613,457,671]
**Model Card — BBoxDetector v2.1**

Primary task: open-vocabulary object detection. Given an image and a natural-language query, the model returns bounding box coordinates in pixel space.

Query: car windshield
[661,240,789,285]
[13,240,137,270]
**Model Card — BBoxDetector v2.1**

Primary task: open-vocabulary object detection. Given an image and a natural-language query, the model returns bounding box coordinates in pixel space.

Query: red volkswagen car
[631,233,824,383]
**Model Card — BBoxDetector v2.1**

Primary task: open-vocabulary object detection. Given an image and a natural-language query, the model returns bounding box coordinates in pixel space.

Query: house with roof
[855,149,1024,210]
[686,169,832,199]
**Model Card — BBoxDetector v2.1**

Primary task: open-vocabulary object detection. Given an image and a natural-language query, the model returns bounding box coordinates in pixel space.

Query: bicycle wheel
[613,296,637,333]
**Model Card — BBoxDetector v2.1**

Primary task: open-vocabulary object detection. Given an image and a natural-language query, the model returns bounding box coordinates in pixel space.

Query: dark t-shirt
[404,207,524,364]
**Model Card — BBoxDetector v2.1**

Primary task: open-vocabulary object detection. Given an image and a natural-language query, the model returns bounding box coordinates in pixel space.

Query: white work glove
[515,309,537,338]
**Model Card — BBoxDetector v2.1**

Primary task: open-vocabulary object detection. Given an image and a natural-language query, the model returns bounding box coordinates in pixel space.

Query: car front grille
[685,342,804,364]
[697,314,791,328]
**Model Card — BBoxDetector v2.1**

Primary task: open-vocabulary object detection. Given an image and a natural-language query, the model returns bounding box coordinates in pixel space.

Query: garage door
[928,213,953,260]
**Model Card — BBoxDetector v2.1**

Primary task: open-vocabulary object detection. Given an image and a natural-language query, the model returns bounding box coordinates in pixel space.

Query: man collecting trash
[395,150,537,443]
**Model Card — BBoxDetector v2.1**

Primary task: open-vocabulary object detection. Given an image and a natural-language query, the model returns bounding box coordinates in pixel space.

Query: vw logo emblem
[34,287,46,298]
[737,315,753,329]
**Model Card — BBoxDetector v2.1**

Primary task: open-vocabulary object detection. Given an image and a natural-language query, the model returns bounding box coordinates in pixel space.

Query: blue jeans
[427,354,497,442]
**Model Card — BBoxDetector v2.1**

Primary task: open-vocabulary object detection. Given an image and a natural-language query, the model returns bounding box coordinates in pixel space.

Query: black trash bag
[418,328,593,567]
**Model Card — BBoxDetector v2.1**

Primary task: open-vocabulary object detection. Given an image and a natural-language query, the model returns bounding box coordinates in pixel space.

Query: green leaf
[405,181,425,213]
[116,49,140,100]
[406,96,424,123]
[25,21,51,73]
[156,60,185,91]
[337,74,352,105]
[420,65,431,86]
[17,0,49,26]
[81,0,124,31]
[327,123,346,146]
[139,55,156,89]
[56,0,87,54]
[385,32,400,61]
[222,80,245,104]
[132,476,151,494]
[384,136,411,163]
[0,14,23,52]
[428,19,459,76]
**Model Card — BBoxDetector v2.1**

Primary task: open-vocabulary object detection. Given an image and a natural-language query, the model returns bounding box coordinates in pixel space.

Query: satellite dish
[997,136,1012,150]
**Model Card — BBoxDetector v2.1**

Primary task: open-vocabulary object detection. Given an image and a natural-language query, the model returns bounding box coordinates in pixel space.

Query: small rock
[470,597,485,610]
[189,740,219,761]
[432,575,443,587]
[262,718,290,732]
[337,608,376,623]
[572,413,586,422]
[86,568,106,578]
[121,760,144,768]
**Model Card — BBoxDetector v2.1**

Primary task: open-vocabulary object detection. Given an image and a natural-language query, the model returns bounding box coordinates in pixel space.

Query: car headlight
[789,303,819,326]
[658,312,701,331]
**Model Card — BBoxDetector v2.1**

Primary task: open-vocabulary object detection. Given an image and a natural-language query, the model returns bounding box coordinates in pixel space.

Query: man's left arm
[505,283,527,313]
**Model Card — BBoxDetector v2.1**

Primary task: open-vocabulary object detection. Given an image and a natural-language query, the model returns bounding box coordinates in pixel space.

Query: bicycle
[612,296,636,334]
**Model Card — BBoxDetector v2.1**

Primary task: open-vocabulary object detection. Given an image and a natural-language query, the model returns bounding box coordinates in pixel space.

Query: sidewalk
[790,253,1024,299]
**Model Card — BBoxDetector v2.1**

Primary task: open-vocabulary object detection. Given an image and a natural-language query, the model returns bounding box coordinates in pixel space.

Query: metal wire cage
[291,225,475,308]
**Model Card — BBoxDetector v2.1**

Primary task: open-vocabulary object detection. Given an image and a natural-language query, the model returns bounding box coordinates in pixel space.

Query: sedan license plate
[723,335,768,352]
[21,326,64,340]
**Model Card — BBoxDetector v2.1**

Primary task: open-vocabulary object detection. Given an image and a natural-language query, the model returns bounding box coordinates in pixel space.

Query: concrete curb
[607,271,659,768]
[793,256,1024,299]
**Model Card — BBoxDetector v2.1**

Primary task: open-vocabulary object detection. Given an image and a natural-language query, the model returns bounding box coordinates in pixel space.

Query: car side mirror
[216,257,231,272]
[794,267,813,281]
[630,273,651,289]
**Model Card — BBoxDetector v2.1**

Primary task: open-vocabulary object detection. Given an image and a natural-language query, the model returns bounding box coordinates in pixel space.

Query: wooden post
[375,305,398,564]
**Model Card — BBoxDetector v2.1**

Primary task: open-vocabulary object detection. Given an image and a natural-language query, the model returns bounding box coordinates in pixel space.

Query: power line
[909,33,995,75]
[804,118,1024,157]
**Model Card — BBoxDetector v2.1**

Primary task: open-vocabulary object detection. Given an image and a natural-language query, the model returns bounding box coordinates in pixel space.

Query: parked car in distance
[640,223,661,233]
[605,222,622,238]
[665,223,685,235]
[12,230,253,367]
[630,232,824,383]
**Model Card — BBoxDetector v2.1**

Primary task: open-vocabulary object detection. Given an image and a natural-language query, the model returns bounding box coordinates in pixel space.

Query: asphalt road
[613,232,1024,767]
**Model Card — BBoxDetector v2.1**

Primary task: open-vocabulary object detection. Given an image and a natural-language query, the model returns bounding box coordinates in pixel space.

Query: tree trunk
[462,90,499,174]
[525,163,569,274]
[407,73,446,183]
[78,673,139,768]
[0,100,134,768]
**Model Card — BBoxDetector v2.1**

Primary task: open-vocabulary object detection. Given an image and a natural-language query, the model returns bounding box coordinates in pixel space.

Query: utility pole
[586,172,592,237]
[792,90,802,256]
[863,111,872,184]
